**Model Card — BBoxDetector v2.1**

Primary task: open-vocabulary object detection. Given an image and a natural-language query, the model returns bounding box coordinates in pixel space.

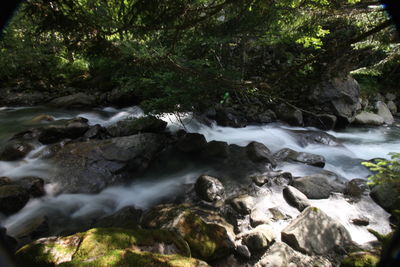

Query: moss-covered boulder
[16,227,209,267]
[142,204,235,261]
[340,251,379,267]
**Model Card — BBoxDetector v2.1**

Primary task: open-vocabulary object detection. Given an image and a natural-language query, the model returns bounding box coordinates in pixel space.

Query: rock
[16,176,45,197]
[340,251,379,267]
[309,76,360,128]
[386,100,397,115]
[251,174,269,186]
[250,209,272,228]
[230,195,255,215]
[275,103,303,126]
[241,225,275,252]
[344,179,369,198]
[16,227,209,267]
[351,217,369,226]
[268,208,291,221]
[354,112,384,126]
[385,93,396,101]
[93,206,143,229]
[304,113,337,130]
[0,227,17,252]
[235,245,251,260]
[0,141,34,161]
[49,133,168,193]
[283,186,311,211]
[84,124,110,139]
[0,185,30,214]
[255,242,332,267]
[0,176,12,186]
[107,116,167,137]
[274,148,325,168]
[47,92,96,108]
[142,204,235,260]
[370,184,400,212]
[31,114,54,123]
[37,117,90,144]
[258,110,277,123]
[177,133,207,153]
[375,101,394,125]
[194,175,225,203]
[281,207,353,255]
[290,130,341,147]
[292,174,344,199]
[246,141,276,167]
[202,140,229,158]
[214,107,247,128]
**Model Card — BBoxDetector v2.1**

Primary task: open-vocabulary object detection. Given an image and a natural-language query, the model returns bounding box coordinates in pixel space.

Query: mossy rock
[340,251,379,267]
[142,204,235,261]
[16,228,195,267]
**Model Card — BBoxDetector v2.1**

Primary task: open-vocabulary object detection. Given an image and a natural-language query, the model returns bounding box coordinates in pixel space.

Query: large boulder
[142,204,235,261]
[48,133,168,193]
[107,116,167,137]
[255,242,332,267]
[375,101,394,125]
[47,92,97,108]
[274,148,325,168]
[194,175,225,202]
[0,185,30,214]
[246,141,277,167]
[16,227,209,267]
[309,76,360,128]
[281,207,353,255]
[283,186,311,212]
[353,112,384,126]
[370,184,400,212]
[292,174,344,199]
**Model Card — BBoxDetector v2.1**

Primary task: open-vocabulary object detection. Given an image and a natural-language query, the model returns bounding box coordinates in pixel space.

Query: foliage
[362,153,400,191]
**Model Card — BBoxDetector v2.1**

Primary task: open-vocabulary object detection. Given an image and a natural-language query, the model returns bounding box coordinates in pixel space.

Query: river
[0,105,398,246]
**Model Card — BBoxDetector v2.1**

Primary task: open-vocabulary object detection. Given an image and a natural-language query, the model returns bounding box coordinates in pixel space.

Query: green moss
[340,252,379,267]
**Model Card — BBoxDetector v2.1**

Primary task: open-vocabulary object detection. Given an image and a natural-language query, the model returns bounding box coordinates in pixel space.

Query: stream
[0,105,399,246]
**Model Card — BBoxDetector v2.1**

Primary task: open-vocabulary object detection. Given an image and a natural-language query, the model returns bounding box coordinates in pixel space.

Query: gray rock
[376,101,394,125]
[37,117,90,144]
[387,100,398,115]
[370,184,400,212]
[292,174,344,199]
[107,116,167,137]
[385,93,396,101]
[250,209,272,227]
[84,124,110,140]
[274,148,325,168]
[255,242,332,267]
[235,245,251,260]
[0,185,30,214]
[16,176,45,197]
[351,217,369,226]
[258,110,277,123]
[230,195,255,215]
[344,179,369,198]
[283,186,310,211]
[0,141,34,161]
[290,130,341,147]
[214,107,247,128]
[354,111,384,126]
[246,142,277,167]
[203,140,229,158]
[242,225,275,252]
[47,93,96,108]
[281,207,353,255]
[304,113,337,130]
[194,175,225,202]
[275,104,303,126]
[177,133,207,153]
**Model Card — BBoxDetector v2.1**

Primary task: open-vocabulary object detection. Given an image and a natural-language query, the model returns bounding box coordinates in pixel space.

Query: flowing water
[0,106,398,245]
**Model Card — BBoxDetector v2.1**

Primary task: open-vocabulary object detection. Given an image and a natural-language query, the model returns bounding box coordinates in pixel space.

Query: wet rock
[250,209,272,228]
[292,174,344,199]
[351,217,369,226]
[202,140,229,158]
[47,92,96,108]
[370,184,400,212]
[49,133,168,193]
[16,228,206,267]
[345,179,369,198]
[142,204,235,261]
[84,124,110,139]
[340,251,379,267]
[283,186,311,212]
[258,109,277,123]
[16,176,45,197]
[251,174,269,187]
[354,112,384,126]
[246,141,276,167]
[177,133,207,153]
[274,148,325,168]
[235,244,251,260]
[255,242,332,267]
[0,185,30,214]
[376,101,394,125]
[281,207,353,255]
[230,195,255,215]
[107,116,167,137]
[93,206,143,229]
[387,100,397,115]
[250,171,292,187]
[194,175,225,202]
[0,176,12,186]
[37,117,90,144]
[0,141,34,161]
[290,130,341,147]
[268,208,291,221]
[214,106,247,128]
[275,103,303,126]
[241,225,275,253]
[304,113,337,130]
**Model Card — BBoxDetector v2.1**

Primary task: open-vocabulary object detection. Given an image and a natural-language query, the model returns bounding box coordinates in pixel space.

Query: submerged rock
[0,185,30,214]
[194,175,225,202]
[274,148,325,168]
[281,207,353,255]
[16,227,209,267]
